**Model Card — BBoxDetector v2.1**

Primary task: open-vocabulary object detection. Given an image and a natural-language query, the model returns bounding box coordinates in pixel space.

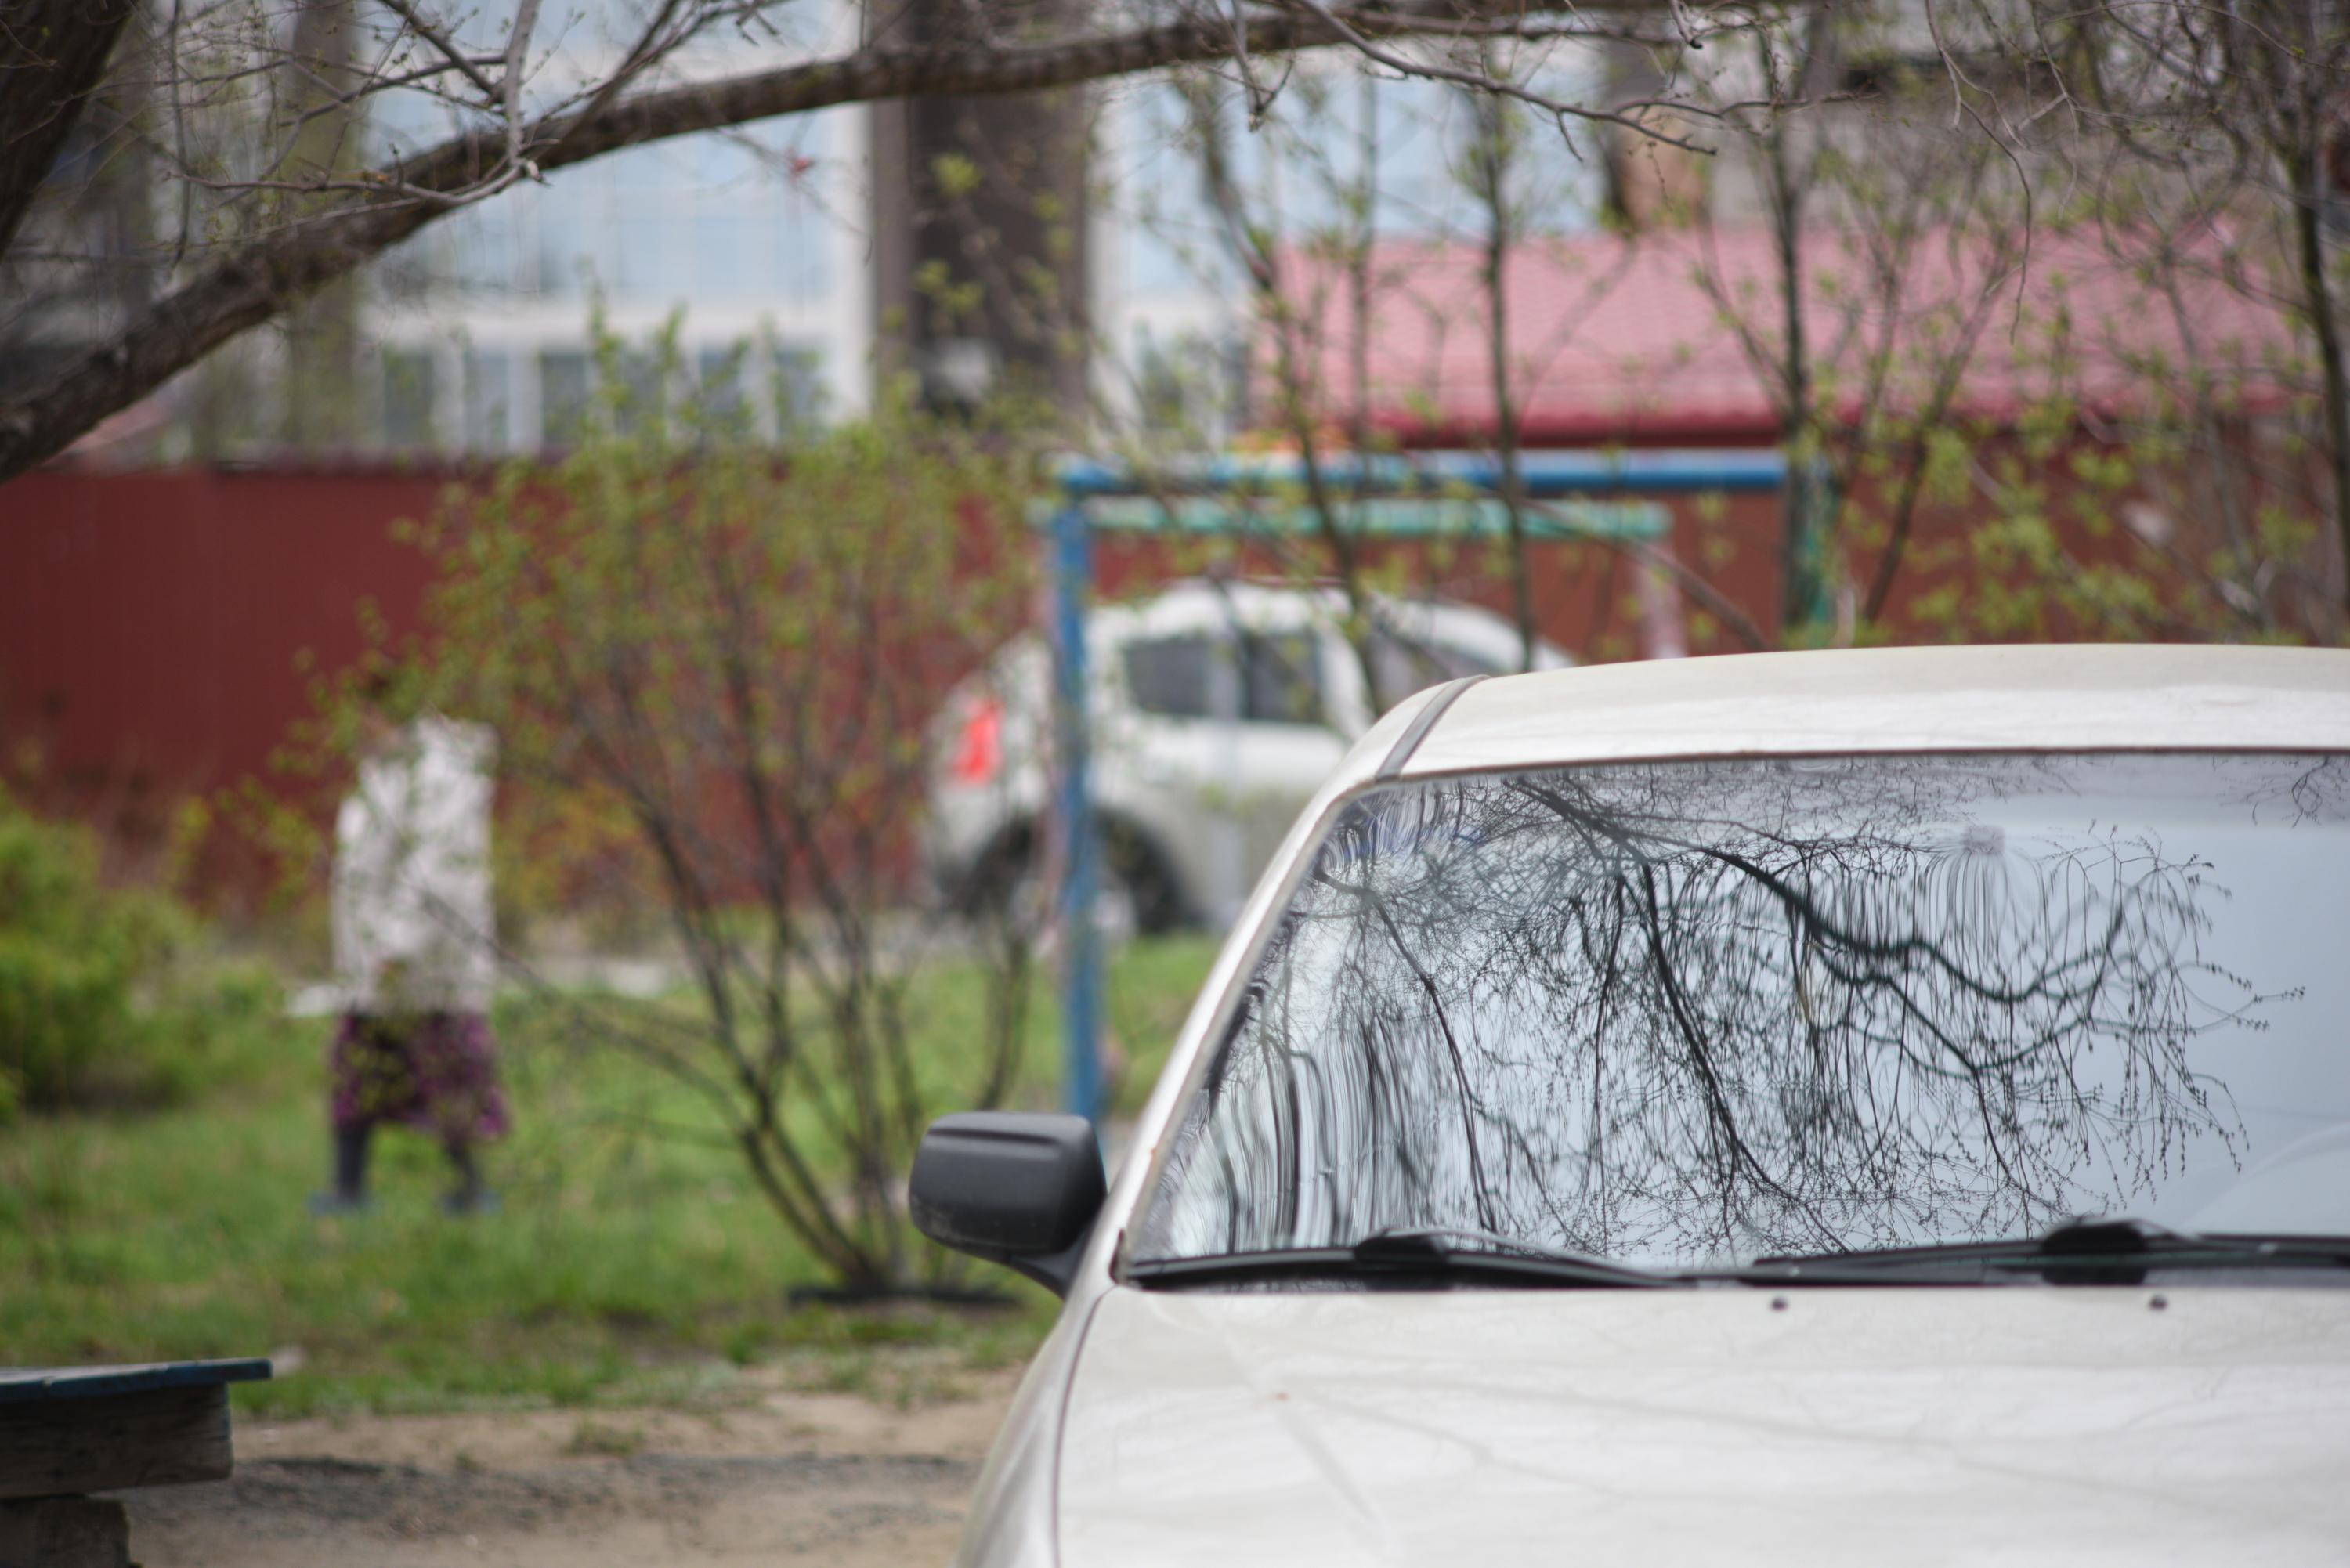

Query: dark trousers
[331,1123,484,1204]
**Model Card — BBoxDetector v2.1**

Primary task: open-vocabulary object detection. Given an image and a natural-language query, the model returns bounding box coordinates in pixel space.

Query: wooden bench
[0,1360,272,1568]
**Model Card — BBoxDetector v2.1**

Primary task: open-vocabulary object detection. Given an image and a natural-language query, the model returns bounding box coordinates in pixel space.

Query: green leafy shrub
[0,786,278,1115]
[371,323,1045,1292]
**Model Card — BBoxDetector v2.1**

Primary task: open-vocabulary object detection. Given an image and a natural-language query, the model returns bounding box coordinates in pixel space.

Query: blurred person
[313,691,508,1216]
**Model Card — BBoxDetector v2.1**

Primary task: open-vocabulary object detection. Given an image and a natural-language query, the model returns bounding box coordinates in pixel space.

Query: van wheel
[1000,855,1144,946]
[967,825,1177,941]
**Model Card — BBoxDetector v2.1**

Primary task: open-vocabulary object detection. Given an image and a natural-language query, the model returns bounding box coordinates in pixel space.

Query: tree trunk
[279,0,363,450]
[1767,7,1838,639]
[869,0,1093,420]
[0,0,136,258]
[1473,89,1535,671]
[1347,72,1386,707]
[1771,146,1813,636]
[2288,151,2350,614]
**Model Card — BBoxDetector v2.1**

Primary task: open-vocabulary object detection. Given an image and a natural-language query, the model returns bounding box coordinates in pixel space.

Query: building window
[538,349,591,444]
[454,203,519,294]
[535,175,606,296]
[616,210,675,295]
[381,349,438,449]
[776,201,830,298]
[465,349,513,451]
[692,213,764,296]
[696,347,749,422]
[609,344,667,432]
[774,346,822,431]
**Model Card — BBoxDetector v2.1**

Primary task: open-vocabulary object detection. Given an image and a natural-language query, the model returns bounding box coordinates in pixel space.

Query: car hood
[1056,1284,2350,1567]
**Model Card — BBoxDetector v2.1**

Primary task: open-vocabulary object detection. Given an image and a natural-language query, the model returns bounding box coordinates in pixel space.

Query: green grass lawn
[0,934,1218,1418]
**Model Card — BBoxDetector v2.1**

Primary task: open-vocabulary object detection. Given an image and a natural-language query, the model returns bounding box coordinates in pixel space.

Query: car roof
[1398,643,2350,779]
[1098,580,1335,635]
[1100,578,1527,636]
[1094,579,1574,668]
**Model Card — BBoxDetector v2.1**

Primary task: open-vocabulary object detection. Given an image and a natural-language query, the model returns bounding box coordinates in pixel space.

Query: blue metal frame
[1048,499,1104,1125]
[1053,448,1785,497]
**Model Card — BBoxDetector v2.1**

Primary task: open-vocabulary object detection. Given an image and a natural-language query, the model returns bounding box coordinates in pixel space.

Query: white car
[913,643,2350,1567]
[924,580,1567,933]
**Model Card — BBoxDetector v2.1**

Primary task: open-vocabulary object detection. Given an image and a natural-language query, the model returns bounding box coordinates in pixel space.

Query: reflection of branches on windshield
[1518,773,2244,1246]
[2228,754,2350,829]
[1139,756,2309,1266]
[1363,894,1500,1234]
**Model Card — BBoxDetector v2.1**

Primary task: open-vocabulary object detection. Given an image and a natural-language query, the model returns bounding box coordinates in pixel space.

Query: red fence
[0,468,457,839]
[2,466,1778,771]
[1,464,1799,894]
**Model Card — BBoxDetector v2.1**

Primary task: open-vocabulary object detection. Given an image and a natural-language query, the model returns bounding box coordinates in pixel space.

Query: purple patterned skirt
[330,1010,512,1144]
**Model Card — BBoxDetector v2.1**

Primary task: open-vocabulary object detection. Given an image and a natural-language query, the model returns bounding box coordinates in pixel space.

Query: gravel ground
[117,1378,1020,1567]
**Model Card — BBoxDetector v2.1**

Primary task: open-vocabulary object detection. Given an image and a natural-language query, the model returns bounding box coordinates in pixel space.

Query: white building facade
[362,46,1607,453]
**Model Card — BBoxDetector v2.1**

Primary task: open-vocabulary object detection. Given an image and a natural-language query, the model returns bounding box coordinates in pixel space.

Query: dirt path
[123,1375,1023,1567]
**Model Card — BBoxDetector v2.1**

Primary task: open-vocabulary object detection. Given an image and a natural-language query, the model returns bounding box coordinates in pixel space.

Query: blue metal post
[1047,497,1103,1125]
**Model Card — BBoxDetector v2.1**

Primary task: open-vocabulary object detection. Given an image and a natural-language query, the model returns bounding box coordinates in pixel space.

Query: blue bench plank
[0,1360,273,1404]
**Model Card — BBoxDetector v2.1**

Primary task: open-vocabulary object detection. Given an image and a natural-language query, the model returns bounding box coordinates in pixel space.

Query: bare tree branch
[374,0,500,100]
[0,0,1711,482]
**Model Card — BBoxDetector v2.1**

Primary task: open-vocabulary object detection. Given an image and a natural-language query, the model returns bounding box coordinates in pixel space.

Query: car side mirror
[910,1111,1107,1297]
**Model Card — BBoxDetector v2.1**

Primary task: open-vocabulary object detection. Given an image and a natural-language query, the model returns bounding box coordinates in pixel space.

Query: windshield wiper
[1126,1226,1682,1290]
[1742,1218,2350,1286]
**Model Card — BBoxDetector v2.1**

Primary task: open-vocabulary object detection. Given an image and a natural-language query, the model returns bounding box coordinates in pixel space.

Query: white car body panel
[1059,1286,2350,1567]
[947,643,2350,1568]
[1410,642,2350,777]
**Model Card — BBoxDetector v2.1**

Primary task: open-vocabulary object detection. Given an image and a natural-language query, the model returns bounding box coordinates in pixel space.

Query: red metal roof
[1271,224,2304,445]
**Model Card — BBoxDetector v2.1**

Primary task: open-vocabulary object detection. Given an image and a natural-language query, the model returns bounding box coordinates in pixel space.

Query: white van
[923,580,1568,932]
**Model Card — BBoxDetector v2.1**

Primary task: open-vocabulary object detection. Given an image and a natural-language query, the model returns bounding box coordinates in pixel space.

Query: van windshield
[1131,753,2350,1274]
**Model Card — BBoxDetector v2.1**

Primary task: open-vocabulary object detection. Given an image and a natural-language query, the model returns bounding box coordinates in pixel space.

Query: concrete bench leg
[0,1498,128,1568]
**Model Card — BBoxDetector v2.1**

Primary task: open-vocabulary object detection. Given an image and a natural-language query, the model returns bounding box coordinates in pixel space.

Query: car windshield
[1131,752,2350,1275]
